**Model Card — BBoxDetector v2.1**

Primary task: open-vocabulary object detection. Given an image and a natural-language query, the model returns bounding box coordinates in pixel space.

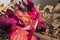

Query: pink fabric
[27,8,39,20]
[23,0,47,40]
[27,7,47,29]
[7,26,28,40]
[27,0,32,3]
[0,11,40,40]
[0,15,28,40]
[26,1,47,29]
[7,25,38,40]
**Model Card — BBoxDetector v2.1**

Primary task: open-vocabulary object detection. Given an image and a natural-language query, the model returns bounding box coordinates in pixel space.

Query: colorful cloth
[26,0,47,29]
[0,11,40,40]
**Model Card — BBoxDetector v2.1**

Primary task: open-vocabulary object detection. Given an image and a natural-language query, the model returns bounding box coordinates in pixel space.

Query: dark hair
[5,9,14,18]
[27,2,34,11]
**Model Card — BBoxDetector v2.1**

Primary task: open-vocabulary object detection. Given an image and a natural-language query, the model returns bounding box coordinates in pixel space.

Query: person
[22,0,48,40]
[22,0,47,32]
[11,1,25,12]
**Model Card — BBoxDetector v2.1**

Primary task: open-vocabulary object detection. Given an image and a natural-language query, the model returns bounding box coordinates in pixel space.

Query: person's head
[27,2,34,11]
[5,9,14,18]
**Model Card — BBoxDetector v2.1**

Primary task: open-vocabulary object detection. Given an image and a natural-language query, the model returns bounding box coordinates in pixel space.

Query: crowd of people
[0,0,47,40]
